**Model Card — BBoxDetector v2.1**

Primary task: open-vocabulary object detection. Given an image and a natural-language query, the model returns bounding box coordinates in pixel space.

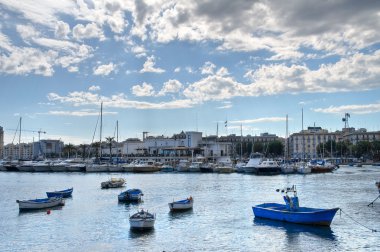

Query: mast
[302,108,305,161]
[99,102,103,159]
[18,117,22,160]
[117,120,119,162]
[285,114,288,161]
[240,123,243,161]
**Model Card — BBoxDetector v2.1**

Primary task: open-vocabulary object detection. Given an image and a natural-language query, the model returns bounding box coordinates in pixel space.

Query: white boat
[176,159,190,172]
[251,160,282,175]
[281,163,296,174]
[129,209,155,230]
[188,162,202,172]
[108,164,124,172]
[244,153,263,173]
[66,162,86,172]
[32,161,51,172]
[17,197,65,210]
[296,162,312,174]
[169,197,194,211]
[86,163,109,172]
[18,161,35,172]
[50,160,68,172]
[235,162,246,173]
[214,158,234,173]
[132,161,160,173]
[101,177,126,189]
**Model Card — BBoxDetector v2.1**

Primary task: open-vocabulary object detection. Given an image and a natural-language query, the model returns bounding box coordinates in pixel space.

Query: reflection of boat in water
[253,218,336,241]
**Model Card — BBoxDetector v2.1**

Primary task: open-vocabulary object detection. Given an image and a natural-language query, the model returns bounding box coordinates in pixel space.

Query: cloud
[229,117,287,124]
[140,55,165,73]
[200,61,216,75]
[216,101,232,109]
[88,85,101,91]
[313,103,380,115]
[73,23,105,41]
[46,109,117,117]
[55,21,70,39]
[174,67,181,73]
[131,82,155,96]
[47,91,196,110]
[157,79,183,96]
[93,63,116,76]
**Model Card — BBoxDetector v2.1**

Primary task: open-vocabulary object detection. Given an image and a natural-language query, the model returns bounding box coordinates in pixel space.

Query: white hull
[297,166,312,174]
[108,165,124,172]
[17,197,65,210]
[129,219,155,229]
[86,164,109,172]
[169,202,193,211]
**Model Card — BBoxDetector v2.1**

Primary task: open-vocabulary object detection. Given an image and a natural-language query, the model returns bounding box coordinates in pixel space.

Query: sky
[1,0,380,145]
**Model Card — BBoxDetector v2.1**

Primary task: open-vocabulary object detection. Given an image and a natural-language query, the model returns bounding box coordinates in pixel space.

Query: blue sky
[1,0,380,145]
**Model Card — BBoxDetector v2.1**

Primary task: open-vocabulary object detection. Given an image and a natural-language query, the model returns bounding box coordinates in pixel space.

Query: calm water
[0,166,379,252]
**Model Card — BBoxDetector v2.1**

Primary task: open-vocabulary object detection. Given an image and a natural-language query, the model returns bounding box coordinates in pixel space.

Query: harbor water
[0,165,379,252]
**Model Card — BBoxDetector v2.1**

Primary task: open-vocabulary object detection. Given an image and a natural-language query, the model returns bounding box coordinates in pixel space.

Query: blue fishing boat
[118,189,143,202]
[46,187,73,198]
[252,186,339,226]
[17,197,65,211]
[169,196,193,211]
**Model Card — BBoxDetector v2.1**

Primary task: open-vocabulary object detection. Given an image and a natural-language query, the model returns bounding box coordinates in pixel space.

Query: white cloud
[313,103,380,115]
[140,55,165,73]
[93,63,116,76]
[73,23,105,41]
[46,110,117,117]
[216,101,232,109]
[89,85,101,91]
[229,117,287,124]
[174,67,181,73]
[200,61,216,75]
[55,21,70,39]
[157,79,183,96]
[131,82,155,96]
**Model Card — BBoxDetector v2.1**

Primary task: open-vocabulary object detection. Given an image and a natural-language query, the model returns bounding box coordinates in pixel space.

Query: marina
[0,165,379,251]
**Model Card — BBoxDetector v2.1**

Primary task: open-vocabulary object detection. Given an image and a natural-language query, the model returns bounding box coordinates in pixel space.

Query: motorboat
[17,197,65,211]
[176,159,190,172]
[296,162,311,174]
[46,187,73,198]
[32,160,51,172]
[252,186,339,226]
[3,160,20,172]
[101,178,126,189]
[188,162,202,172]
[118,189,143,202]
[199,162,215,173]
[132,161,161,173]
[18,161,35,172]
[50,160,68,172]
[244,153,263,173]
[235,162,246,173]
[169,196,194,211]
[129,209,155,230]
[249,160,281,175]
[66,162,86,172]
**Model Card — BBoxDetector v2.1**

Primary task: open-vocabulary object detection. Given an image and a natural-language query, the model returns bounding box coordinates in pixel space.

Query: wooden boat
[169,196,194,211]
[17,197,65,211]
[46,187,73,198]
[308,160,336,173]
[101,178,126,189]
[129,209,155,230]
[118,189,143,202]
[252,186,339,226]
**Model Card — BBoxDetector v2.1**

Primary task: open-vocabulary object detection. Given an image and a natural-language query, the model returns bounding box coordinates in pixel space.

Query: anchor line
[339,208,377,233]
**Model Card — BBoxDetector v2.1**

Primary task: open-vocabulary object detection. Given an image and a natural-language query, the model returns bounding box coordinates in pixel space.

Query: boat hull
[17,197,65,210]
[252,203,339,226]
[129,219,155,229]
[169,199,193,211]
[46,188,73,198]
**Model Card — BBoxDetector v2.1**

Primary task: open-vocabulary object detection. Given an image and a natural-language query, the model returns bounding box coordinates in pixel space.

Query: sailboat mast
[117,120,119,160]
[19,117,22,160]
[100,102,103,158]
[240,123,243,160]
[285,114,288,160]
[302,108,304,161]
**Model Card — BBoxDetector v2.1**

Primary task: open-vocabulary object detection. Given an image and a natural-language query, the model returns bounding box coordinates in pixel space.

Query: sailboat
[108,120,124,172]
[281,115,296,174]
[86,102,108,172]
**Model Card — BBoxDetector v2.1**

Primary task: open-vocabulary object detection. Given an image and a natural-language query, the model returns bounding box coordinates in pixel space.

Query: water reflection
[168,209,193,220]
[18,205,64,216]
[253,217,336,241]
[129,228,155,239]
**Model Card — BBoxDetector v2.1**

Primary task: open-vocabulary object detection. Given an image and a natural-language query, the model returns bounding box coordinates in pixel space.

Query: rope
[339,208,377,233]
[368,195,380,207]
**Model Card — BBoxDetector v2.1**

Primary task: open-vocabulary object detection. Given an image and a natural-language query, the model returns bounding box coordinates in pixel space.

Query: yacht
[244,153,263,173]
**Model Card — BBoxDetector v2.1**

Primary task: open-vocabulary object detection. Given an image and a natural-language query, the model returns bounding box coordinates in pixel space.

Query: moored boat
[169,196,194,211]
[160,165,174,172]
[18,161,35,172]
[308,159,336,173]
[32,160,51,172]
[86,163,109,172]
[108,164,124,172]
[199,162,215,173]
[176,159,190,172]
[46,187,73,198]
[118,189,143,202]
[101,177,126,189]
[296,162,312,174]
[129,209,155,230]
[132,161,161,173]
[252,186,339,226]
[3,160,20,172]
[50,160,68,172]
[17,197,65,211]
[250,160,282,175]
[244,153,263,173]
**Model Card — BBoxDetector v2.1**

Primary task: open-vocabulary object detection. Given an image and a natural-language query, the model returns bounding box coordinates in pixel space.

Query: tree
[253,142,264,154]
[105,136,115,163]
[63,144,76,159]
[91,142,101,159]
[267,140,284,157]
[78,144,87,160]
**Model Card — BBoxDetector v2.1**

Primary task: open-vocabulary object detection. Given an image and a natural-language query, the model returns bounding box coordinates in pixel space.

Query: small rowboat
[118,189,143,202]
[129,209,155,230]
[101,178,126,189]
[16,197,65,211]
[252,186,339,226]
[169,196,193,211]
[46,187,73,198]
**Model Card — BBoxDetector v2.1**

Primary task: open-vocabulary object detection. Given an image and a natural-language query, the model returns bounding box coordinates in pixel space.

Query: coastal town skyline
[1,1,380,145]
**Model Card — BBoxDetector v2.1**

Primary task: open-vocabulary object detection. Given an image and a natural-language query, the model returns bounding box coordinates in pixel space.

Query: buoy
[47,209,51,215]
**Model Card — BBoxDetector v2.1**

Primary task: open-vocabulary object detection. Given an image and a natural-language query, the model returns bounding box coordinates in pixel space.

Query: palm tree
[105,137,115,163]
[79,144,87,160]
[63,144,76,159]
